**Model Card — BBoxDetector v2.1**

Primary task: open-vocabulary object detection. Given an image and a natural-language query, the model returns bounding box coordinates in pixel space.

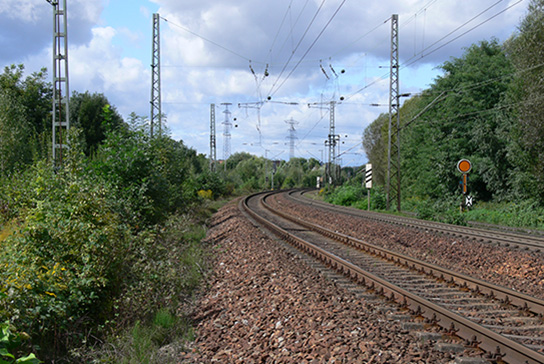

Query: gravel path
[179,201,460,363]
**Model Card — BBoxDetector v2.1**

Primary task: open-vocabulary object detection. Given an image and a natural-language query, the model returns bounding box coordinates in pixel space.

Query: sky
[0,0,529,166]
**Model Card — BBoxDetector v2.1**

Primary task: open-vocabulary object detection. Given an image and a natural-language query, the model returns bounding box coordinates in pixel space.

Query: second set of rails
[242,189,544,364]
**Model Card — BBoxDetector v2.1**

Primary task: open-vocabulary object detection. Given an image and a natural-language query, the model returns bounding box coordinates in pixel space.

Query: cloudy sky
[0,0,528,166]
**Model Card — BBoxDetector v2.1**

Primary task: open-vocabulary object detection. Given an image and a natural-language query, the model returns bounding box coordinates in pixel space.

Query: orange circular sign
[457,159,472,174]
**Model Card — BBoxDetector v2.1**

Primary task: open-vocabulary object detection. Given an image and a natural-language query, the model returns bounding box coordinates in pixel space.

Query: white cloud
[0,0,530,165]
[68,26,149,117]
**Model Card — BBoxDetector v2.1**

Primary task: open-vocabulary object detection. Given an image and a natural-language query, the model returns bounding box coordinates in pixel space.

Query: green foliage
[220,153,324,194]
[503,0,544,203]
[325,185,364,206]
[0,89,34,175]
[0,100,212,362]
[0,65,51,173]
[325,184,387,211]
[114,213,207,325]
[411,198,467,225]
[363,38,528,209]
[0,321,41,364]
[465,200,544,229]
[69,91,125,155]
[95,309,194,364]
[362,113,388,186]
[89,125,201,225]
[0,162,131,359]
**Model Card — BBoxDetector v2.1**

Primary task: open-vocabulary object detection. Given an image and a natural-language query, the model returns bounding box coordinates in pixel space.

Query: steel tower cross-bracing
[326,101,339,185]
[387,14,400,211]
[49,0,70,167]
[285,117,299,160]
[221,103,233,169]
[210,104,217,172]
[150,13,161,138]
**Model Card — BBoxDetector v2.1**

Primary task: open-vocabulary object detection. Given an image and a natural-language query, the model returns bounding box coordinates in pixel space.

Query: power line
[160,16,252,62]
[267,0,328,97]
[266,0,294,62]
[272,0,312,65]
[344,1,525,101]
[269,0,349,98]
[401,0,524,69]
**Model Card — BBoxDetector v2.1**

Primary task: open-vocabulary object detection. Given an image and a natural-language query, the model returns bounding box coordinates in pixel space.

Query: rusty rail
[242,191,544,364]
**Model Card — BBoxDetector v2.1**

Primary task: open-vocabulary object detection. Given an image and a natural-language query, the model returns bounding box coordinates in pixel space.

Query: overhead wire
[343,0,525,101]
[160,16,252,61]
[267,0,328,97]
[401,0,524,69]
[265,0,295,65]
[269,0,349,98]
[274,0,312,63]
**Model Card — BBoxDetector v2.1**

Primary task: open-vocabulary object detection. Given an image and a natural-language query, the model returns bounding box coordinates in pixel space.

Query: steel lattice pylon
[326,101,339,185]
[221,103,232,167]
[50,0,70,166]
[150,13,161,138]
[387,14,400,211]
[210,104,217,172]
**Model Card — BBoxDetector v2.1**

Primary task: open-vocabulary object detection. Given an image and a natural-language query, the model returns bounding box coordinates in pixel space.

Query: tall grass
[464,200,544,229]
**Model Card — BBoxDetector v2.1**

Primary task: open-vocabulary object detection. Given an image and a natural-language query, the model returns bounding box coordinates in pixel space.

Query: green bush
[326,185,364,206]
[0,162,131,358]
[465,200,544,229]
[0,321,41,364]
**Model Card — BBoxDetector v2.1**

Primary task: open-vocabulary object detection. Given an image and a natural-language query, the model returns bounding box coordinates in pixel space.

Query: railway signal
[457,159,472,211]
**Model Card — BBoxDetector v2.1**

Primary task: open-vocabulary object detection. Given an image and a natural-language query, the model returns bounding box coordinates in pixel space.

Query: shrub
[326,185,364,206]
[0,320,41,364]
[0,163,131,358]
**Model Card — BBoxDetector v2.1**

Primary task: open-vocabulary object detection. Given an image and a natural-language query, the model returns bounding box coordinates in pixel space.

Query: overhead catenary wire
[160,16,252,62]
[266,0,329,97]
[269,0,349,98]
[343,0,525,101]
[401,0,525,69]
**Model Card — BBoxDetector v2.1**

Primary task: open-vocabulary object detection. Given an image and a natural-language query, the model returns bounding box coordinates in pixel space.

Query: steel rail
[242,191,544,364]
[291,189,544,252]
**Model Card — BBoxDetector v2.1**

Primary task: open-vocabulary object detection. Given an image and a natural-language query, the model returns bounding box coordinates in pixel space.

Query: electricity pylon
[47,0,70,166]
[150,13,161,137]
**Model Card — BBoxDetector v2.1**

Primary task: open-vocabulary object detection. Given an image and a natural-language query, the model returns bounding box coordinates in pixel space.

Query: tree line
[363,0,544,208]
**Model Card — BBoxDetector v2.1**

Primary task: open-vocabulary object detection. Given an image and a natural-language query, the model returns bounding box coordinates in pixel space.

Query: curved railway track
[290,189,544,252]
[242,190,544,364]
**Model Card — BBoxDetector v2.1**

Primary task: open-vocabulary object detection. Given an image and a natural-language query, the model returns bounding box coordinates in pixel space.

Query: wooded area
[363,0,544,209]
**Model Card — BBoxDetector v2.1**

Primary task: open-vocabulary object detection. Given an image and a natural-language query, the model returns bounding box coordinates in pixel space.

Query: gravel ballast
[180,201,460,363]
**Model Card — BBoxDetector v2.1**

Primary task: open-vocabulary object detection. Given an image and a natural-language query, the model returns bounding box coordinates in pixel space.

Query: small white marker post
[365,163,372,211]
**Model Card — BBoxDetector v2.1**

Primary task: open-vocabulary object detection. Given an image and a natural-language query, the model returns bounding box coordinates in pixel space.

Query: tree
[362,113,388,187]
[504,0,544,203]
[0,65,52,165]
[0,89,34,175]
[70,91,124,155]
[399,40,513,201]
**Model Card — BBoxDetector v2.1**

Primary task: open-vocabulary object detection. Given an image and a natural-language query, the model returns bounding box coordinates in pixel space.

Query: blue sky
[0,0,529,166]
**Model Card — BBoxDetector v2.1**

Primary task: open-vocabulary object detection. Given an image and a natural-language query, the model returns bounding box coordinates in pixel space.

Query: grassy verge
[464,200,544,230]
[324,185,544,230]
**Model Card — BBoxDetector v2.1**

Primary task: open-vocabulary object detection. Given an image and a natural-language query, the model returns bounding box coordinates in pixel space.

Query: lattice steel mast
[285,117,299,160]
[326,101,339,184]
[221,103,233,168]
[150,13,161,137]
[210,104,217,172]
[48,0,70,166]
[387,14,399,211]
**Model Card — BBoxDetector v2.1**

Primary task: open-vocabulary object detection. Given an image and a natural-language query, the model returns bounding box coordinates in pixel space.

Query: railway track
[242,190,544,364]
[289,189,544,252]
